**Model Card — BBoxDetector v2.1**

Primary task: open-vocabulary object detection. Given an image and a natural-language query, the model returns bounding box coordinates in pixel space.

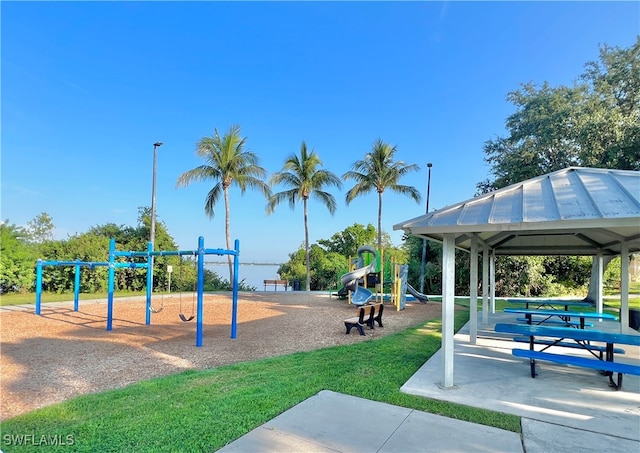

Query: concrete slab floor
[401,313,640,444]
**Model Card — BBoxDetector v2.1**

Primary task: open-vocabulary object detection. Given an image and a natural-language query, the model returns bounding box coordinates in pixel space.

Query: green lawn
[0,310,521,452]
[603,281,640,310]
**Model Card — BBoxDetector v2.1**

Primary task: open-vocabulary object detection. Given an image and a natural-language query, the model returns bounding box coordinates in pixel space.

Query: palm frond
[345,181,374,203]
[311,190,338,215]
[204,183,223,218]
[270,171,302,188]
[389,184,422,202]
[175,165,221,187]
[267,189,299,214]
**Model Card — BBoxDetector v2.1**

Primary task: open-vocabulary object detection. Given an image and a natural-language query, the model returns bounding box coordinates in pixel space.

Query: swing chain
[178,258,195,322]
[149,256,164,313]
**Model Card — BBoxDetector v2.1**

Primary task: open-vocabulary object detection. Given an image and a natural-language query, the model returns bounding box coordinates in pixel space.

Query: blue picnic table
[506,299,592,311]
[495,323,640,390]
[504,308,618,329]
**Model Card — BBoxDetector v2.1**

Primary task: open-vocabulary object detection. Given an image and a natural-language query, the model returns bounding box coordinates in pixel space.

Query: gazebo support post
[482,243,489,324]
[490,249,496,314]
[620,242,630,333]
[469,235,479,344]
[441,233,456,388]
[596,252,604,314]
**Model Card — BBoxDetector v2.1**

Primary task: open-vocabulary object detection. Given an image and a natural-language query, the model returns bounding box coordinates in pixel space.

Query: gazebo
[393,167,640,388]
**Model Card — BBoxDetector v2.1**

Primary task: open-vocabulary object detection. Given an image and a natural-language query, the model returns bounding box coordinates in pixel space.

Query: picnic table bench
[344,302,384,336]
[263,279,288,291]
[495,323,640,390]
[510,336,624,359]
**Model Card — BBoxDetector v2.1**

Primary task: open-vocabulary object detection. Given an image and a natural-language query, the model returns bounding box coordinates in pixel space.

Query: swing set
[35,236,240,347]
[148,260,196,322]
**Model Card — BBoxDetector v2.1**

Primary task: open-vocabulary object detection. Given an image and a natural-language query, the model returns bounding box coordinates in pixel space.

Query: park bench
[263,279,288,291]
[495,323,640,390]
[511,336,625,359]
[344,302,384,336]
[512,349,640,390]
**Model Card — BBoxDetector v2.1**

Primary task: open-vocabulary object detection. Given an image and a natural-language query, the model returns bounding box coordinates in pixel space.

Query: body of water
[205,263,283,291]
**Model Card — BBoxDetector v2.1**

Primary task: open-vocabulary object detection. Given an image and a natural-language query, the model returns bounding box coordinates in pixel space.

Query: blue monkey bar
[35,259,112,313]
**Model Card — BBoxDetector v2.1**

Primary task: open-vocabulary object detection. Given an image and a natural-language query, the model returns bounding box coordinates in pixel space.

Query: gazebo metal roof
[393,167,640,256]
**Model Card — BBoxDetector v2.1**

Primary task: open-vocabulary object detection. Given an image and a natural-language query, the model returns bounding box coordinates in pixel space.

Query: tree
[176,125,271,284]
[403,235,439,293]
[478,84,585,193]
[343,139,421,251]
[317,223,377,258]
[0,221,36,293]
[478,39,639,303]
[277,243,349,292]
[25,212,55,244]
[578,38,640,169]
[479,38,639,194]
[267,141,342,291]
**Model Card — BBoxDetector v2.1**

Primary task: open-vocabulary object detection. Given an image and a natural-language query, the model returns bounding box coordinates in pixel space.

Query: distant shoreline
[205,262,283,266]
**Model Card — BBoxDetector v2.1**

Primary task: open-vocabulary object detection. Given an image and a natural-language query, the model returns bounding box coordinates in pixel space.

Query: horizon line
[205,261,283,266]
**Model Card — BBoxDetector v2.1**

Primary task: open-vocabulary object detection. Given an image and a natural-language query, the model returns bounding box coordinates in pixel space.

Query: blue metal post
[231,239,239,339]
[74,260,81,311]
[35,260,43,315]
[196,236,205,347]
[107,238,115,331]
[146,241,152,325]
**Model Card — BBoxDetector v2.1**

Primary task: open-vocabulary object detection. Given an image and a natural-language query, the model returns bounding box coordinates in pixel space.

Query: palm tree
[176,125,271,284]
[343,139,421,251]
[267,141,342,291]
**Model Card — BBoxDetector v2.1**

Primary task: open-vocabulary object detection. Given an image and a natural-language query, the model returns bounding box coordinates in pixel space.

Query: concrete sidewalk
[217,390,523,452]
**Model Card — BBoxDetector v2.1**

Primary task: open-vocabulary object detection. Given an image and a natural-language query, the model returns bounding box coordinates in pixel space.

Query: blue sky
[2,1,638,263]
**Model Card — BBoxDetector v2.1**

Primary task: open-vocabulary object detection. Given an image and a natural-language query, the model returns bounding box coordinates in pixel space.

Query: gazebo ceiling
[393,167,640,256]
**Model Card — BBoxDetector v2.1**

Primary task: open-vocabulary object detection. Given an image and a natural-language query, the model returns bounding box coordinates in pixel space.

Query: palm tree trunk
[224,188,234,285]
[377,191,383,251]
[304,198,311,291]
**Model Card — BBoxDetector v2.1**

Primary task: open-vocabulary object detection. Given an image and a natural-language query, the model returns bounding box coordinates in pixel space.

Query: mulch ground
[0,291,443,420]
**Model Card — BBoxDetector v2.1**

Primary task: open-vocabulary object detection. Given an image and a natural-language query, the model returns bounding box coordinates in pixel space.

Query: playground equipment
[149,277,165,314]
[179,296,195,322]
[340,246,377,306]
[335,246,429,310]
[35,260,110,312]
[35,236,240,347]
[178,261,196,322]
[406,282,429,303]
[389,262,429,310]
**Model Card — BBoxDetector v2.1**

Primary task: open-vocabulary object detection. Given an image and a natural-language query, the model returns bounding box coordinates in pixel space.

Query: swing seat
[179,313,194,322]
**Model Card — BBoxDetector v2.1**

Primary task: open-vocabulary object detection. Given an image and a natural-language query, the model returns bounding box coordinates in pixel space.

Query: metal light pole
[419,163,433,294]
[150,142,163,265]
